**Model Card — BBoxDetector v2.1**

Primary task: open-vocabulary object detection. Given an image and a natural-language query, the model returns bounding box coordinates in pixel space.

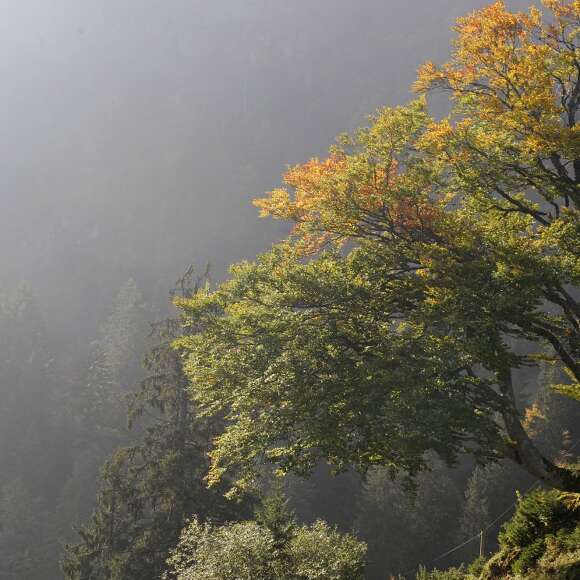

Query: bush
[414,565,466,579]
[164,516,367,579]
[288,520,367,579]
[466,556,485,576]
[500,491,568,550]
[163,518,278,580]
[479,489,580,578]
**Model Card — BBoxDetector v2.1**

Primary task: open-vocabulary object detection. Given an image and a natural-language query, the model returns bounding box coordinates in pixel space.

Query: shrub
[414,565,466,579]
[164,516,367,579]
[494,489,580,575]
[288,520,366,580]
[163,518,278,580]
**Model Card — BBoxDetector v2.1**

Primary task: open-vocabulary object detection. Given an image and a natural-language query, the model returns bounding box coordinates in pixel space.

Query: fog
[0,2,546,579]
[0,0,531,350]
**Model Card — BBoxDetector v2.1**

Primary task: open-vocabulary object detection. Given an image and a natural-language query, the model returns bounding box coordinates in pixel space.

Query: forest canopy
[175,0,580,495]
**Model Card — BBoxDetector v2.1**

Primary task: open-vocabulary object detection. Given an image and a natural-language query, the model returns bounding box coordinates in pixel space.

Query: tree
[354,462,462,577]
[254,482,297,554]
[163,494,367,580]
[73,278,148,436]
[287,521,367,580]
[165,519,277,580]
[458,465,500,554]
[62,273,249,580]
[175,0,580,493]
[57,279,150,548]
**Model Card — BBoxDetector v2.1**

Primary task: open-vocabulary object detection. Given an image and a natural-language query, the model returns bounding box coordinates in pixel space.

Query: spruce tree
[62,272,250,580]
[354,461,462,578]
[57,279,150,546]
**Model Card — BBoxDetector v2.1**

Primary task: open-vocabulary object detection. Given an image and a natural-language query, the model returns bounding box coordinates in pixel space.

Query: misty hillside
[0,1,578,579]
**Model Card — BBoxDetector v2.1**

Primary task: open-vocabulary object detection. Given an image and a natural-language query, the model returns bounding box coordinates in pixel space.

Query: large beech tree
[176,1,580,493]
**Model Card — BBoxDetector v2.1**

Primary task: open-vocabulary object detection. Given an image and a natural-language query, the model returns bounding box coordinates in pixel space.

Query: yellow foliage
[559,491,580,510]
[415,0,579,162]
[253,100,444,254]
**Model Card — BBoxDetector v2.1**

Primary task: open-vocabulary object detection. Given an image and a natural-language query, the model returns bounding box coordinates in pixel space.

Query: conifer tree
[354,462,462,578]
[62,272,250,580]
[57,279,150,545]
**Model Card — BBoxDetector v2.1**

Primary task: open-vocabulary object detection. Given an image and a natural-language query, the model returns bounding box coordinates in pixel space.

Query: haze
[0,2,551,579]
[0,0,531,352]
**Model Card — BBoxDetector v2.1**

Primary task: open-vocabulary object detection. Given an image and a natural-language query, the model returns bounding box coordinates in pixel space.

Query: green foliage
[163,510,367,580]
[176,241,504,495]
[482,489,580,577]
[254,481,297,549]
[287,520,367,580]
[175,0,580,496]
[164,518,277,580]
[500,491,573,554]
[466,556,485,577]
[62,275,250,580]
[414,566,466,580]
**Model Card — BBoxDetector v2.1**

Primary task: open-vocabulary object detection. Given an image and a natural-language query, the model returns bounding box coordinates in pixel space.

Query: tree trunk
[498,368,580,492]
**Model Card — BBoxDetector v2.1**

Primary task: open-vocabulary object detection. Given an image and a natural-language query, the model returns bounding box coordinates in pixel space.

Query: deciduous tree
[176,0,580,493]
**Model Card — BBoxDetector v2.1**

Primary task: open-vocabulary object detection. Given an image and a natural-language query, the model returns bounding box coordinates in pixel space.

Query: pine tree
[57,279,150,541]
[354,461,462,578]
[75,278,148,436]
[62,272,250,580]
[253,480,297,574]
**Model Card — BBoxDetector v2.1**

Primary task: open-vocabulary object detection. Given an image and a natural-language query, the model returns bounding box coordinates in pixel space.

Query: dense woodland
[1,1,579,579]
